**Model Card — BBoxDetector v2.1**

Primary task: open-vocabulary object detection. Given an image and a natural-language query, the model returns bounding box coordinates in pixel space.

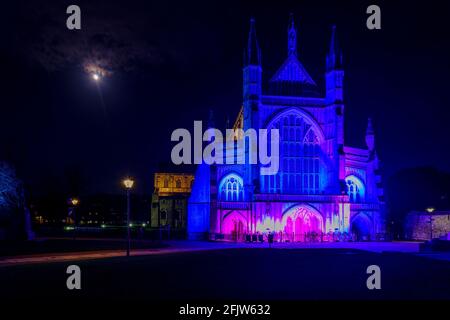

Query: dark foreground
[1,248,450,301]
[0,238,168,257]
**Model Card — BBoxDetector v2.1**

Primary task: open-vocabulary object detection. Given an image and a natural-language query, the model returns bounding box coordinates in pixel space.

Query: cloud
[12,1,166,75]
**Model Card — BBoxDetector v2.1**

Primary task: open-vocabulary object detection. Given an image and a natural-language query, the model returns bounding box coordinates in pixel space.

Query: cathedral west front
[187,16,386,242]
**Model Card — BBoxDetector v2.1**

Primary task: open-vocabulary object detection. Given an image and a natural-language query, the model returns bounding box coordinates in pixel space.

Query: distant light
[64,226,75,231]
[71,198,79,206]
[426,207,435,214]
[129,223,133,227]
[101,224,106,228]
[92,73,100,81]
[142,223,146,227]
[123,178,135,189]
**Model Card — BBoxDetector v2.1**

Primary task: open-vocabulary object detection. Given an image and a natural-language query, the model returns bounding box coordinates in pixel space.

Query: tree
[0,162,33,240]
[0,162,21,213]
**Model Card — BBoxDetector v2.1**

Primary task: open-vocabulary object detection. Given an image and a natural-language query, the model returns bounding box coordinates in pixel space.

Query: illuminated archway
[281,204,324,241]
[222,211,247,241]
[350,213,372,241]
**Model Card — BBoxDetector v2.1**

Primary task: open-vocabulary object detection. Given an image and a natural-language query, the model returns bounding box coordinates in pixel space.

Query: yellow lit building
[151,173,194,229]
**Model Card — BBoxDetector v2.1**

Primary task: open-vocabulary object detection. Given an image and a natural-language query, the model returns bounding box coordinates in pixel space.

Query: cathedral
[187,16,385,241]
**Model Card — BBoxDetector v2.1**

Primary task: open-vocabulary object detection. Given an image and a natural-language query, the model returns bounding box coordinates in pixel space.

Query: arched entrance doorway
[351,213,372,241]
[222,211,247,241]
[281,205,323,242]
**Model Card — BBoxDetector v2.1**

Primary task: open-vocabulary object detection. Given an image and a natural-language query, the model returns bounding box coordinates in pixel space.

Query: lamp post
[123,178,134,257]
[70,198,79,240]
[426,207,435,240]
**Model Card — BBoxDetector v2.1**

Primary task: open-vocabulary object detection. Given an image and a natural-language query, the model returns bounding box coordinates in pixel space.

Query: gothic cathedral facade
[187,16,385,241]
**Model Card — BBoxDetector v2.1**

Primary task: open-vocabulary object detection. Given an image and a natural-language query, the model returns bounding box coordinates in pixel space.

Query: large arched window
[262,109,323,194]
[219,174,244,201]
[345,175,365,203]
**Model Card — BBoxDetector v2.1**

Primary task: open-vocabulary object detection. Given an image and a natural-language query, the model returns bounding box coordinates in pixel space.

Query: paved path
[168,240,423,253]
[2,245,450,301]
[0,241,423,267]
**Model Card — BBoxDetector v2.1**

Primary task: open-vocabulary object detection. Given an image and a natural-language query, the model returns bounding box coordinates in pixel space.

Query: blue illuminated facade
[188,16,385,241]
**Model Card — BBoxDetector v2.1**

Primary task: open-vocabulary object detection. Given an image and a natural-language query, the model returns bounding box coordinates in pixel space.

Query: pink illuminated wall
[255,205,324,235]
[222,211,247,238]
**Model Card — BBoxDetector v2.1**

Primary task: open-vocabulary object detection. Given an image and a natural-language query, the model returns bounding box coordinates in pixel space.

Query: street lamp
[71,198,79,206]
[123,178,134,257]
[426,207,435,240]
[69,198,79,240]
[123,178,134,189]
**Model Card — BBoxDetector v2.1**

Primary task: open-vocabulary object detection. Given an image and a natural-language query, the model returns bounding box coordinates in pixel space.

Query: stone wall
[405,211,450,240]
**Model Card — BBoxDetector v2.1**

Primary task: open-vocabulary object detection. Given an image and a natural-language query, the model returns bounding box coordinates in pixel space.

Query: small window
[219,174,244,202]
[345,176,365,203]
[176,179,181,188]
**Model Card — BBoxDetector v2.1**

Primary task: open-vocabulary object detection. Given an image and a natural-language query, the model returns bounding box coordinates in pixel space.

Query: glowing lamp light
[71,198,79,206]
[426,207,435,214]
[129,223,133,227]
[142,223,146,227]
[123,178,134,189]
[92,73,100,81]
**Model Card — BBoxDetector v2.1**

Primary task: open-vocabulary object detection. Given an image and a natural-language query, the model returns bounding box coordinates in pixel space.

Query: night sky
[2,0,450,196]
